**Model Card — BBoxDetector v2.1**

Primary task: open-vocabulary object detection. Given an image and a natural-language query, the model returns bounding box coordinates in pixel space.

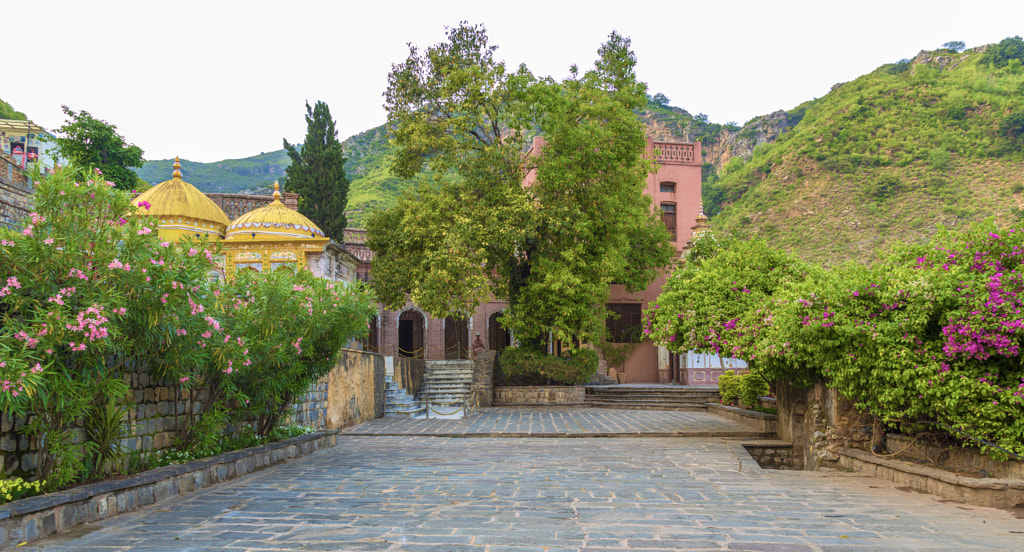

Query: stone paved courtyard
[340,407,767,437]
[19,408,1024,551]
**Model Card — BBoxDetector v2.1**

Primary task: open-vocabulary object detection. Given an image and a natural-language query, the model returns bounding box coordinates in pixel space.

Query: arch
[488,311,511,352]
[398,309,425,359]
[444,316,469,359]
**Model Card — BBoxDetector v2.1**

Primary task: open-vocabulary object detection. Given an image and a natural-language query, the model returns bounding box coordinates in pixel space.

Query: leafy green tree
[941,41,966,53]
[54,106,144,190]
[368,24,674,344]
[645,235,815,384]
[282,101,350,240]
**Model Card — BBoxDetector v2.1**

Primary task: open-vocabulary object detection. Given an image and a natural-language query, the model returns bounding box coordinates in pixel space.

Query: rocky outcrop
[641,109,793,175]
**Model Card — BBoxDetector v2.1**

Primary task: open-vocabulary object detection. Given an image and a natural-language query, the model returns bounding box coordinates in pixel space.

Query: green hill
[136,150,291,195]
[704,38,1024,264]
[0,97,27,121]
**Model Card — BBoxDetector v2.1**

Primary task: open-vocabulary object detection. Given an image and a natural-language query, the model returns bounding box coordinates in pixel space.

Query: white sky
[6,0,1023,163]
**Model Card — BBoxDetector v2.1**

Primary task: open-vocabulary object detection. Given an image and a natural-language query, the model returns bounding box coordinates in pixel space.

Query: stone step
[585,392,719,400]
[584,401,709,411]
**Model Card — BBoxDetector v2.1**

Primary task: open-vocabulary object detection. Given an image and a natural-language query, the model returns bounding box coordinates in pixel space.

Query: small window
[661,202,677,240]
[660,182,675,193]
[606,303,643,343]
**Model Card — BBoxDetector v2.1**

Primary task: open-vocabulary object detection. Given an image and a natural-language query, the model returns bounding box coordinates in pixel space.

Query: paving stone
[15,408,1024,551]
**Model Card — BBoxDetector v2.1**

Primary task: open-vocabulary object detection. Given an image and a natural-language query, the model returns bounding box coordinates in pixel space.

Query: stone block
[138,487,155,506]
[20,452,37,473]
[0,436,15,452]
[23,518,38,541]
[144,388,156,402]
[156,401,170,416]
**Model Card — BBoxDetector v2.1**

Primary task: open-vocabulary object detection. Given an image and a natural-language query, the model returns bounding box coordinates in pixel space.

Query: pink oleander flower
[179,376,189,383]
[43,237,54,245]
[7,277,20,289]
[137,227,152,235]
[22,226,33,237]
[160,241,170,248]
[137,200,151,210]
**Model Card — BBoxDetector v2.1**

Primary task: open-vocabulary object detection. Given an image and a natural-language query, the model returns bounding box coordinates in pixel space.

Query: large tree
[54,106,144,190]
[367,24,674,345]
[282,101,350,240]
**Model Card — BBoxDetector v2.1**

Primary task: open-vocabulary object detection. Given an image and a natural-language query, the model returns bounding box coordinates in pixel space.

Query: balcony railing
[653,142,697,165]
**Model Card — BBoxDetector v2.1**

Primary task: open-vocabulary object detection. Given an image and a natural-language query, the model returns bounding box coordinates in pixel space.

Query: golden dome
[135,157,231,240]
[225,182,327,242]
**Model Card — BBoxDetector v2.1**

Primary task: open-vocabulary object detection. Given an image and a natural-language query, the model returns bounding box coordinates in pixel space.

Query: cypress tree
[282,101,349,240]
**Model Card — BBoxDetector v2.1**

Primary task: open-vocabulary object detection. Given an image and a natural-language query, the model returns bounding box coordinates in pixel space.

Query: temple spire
[172,157,182,179]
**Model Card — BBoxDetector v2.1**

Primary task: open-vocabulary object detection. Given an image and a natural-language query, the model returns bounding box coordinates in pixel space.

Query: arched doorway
[444,316,469,359]
[488,312,510,352]
[398,310,424,358]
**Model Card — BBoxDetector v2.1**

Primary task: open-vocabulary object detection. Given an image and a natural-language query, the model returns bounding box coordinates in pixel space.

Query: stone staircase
[384,376,425,418]
[416,360,475,419]
[584,385,720,411]
[384,360,476,419]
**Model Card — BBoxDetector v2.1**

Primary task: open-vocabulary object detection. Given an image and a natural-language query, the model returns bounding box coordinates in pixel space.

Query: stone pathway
[19,409,1024,551]
[342,407,769,437]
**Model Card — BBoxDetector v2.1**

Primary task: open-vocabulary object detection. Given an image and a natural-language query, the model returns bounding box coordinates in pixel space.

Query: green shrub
[717,370,740,405]
[499,346,597,385]
[739,373,770,408]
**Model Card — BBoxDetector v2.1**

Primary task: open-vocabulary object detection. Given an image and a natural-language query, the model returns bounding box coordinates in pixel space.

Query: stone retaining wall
[742,441,800,470]
[838,447,1024,508]
[0,431,336,550]
[472,351,496,408]
[885,433,1024,480]
[492,385,584,406]
[706,403,777,434]
[2,349,383,478]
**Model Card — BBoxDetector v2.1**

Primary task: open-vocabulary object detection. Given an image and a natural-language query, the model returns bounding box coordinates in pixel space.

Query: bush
[500,346,597,385]
[739,373,770,408]
[717,370,740,405]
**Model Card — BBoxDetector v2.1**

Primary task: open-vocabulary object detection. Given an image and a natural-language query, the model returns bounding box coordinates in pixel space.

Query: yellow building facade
[134,158,357,282]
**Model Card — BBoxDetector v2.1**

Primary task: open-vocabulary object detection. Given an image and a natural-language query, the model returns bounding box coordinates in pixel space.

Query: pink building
[347,136,703,384]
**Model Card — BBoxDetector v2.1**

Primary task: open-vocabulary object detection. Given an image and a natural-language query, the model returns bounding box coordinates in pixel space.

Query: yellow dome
[135,157,231,240]
[225,182,327,242]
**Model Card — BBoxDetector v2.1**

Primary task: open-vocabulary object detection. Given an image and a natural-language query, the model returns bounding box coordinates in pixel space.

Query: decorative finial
[695,201,708,224]
[172,156,182,179]
[273,181,281,200]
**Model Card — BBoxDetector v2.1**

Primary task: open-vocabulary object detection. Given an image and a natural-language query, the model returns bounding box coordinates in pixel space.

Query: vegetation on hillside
[0,97,26,120]
[136,150,290,194]
[705,37,1024,264]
